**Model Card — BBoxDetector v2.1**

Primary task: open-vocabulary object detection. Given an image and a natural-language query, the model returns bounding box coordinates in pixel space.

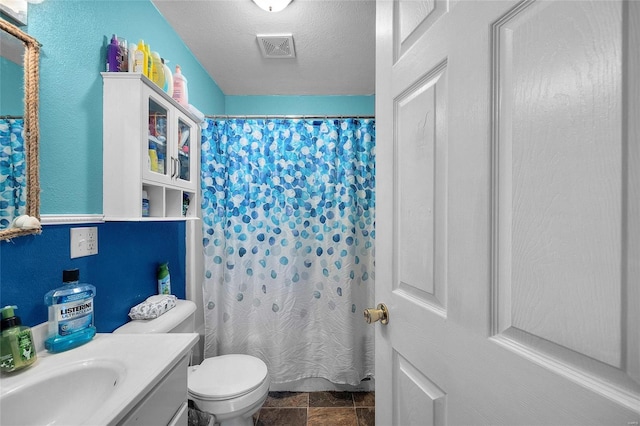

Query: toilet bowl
[114,300,270,426]
[189,354,270,426]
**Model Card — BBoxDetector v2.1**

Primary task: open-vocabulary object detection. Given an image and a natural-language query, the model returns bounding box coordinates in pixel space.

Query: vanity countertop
[0,331,198,425]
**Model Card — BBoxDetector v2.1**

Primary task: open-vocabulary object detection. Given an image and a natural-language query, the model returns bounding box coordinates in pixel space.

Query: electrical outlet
[70,227,98,258]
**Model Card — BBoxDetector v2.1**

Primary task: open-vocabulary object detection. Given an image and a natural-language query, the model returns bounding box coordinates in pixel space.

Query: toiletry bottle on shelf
[149,143,159,172]
[0,306,37,373]
[172,65,189,106]
[150,51,165,88]
[117,36,128,72]
[157,263,171,295]
[142,190,150,217]
[145,43,153,79]
[128,42,136,72]
[157,150,165,174]
[183,192,191,216]
[162,58,173,96]
[106,34,119,72]
[44,269,96,353]
[134,39,147,75]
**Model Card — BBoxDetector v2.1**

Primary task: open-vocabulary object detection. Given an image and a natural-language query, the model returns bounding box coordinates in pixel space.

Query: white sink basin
[0,328,198,425]
[1,359,126,426]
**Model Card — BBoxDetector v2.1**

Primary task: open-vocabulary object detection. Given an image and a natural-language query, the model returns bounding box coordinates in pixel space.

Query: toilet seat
[188,354,269,401]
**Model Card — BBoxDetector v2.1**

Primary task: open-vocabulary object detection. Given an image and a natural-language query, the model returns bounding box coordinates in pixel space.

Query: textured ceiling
[152,0,376,96]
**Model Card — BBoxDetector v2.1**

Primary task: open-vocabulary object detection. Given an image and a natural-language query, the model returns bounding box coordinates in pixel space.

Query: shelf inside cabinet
[143,185,164,218]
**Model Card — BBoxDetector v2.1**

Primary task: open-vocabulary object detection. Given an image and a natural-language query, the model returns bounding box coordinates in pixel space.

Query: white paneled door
[374,0,640,424]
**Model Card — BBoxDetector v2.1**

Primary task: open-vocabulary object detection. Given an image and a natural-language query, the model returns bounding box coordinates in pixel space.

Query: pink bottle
[172,65,189,106]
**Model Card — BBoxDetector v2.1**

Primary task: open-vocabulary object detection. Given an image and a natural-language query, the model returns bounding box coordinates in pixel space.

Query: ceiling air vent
[257,34,296,58]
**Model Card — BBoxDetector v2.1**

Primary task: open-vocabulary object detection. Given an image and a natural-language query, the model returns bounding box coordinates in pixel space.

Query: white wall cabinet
[102,73,200,220]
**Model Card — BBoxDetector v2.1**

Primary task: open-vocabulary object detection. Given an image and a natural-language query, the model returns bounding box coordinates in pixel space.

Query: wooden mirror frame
[0,18,40,240]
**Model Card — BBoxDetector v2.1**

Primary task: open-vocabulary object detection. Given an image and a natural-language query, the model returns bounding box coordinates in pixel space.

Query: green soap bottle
[0,306,37,373]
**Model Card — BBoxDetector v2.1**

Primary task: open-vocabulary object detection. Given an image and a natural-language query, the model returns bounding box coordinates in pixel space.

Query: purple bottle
[107,34,119,72]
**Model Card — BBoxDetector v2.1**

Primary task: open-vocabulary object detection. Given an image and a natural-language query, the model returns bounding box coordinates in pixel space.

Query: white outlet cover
[70,227,98,259]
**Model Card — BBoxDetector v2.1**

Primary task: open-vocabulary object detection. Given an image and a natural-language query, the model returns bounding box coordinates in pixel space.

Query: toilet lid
[188,354,268,401]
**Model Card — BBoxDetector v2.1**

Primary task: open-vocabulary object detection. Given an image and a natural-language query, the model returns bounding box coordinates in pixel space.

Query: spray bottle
[157,263,171,295]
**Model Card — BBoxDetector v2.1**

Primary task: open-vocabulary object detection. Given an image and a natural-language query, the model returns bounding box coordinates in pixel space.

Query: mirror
[0,18,40,240]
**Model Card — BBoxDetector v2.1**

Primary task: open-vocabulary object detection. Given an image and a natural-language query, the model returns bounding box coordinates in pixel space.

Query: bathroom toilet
[114,300,270,426]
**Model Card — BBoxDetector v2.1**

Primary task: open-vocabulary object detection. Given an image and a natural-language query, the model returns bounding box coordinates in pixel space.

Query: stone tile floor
[253,391,375,426]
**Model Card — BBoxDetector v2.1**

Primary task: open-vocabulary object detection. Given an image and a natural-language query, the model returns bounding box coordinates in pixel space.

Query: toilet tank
[114,300,197,334]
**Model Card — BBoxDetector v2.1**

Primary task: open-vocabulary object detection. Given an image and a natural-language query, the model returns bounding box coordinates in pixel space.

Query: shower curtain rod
[206,114,375,120]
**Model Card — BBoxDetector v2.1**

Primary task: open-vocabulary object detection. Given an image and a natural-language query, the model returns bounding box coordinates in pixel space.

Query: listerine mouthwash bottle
[44,269,96,353]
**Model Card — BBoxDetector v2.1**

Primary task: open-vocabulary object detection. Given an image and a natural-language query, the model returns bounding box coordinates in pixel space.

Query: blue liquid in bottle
[44,269,96,353]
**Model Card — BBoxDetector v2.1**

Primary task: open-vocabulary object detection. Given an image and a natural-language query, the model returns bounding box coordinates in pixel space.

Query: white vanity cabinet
[102,73,200,220]
[119,354,190,426]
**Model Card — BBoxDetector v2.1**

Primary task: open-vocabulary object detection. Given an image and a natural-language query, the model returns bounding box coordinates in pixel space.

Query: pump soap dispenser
[0,306,37,373]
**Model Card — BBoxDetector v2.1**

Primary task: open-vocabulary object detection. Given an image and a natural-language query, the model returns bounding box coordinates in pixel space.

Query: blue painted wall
[0,1,206,331]
[225,95,375,116]
[27,0,224,215]
[1,221,186,331]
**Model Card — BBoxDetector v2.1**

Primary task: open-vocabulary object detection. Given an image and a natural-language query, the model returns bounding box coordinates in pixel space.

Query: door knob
[364,303,389,325]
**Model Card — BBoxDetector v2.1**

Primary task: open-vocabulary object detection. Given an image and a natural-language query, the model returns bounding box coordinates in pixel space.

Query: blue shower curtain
[0,118,26,229]
[200,118,375,385]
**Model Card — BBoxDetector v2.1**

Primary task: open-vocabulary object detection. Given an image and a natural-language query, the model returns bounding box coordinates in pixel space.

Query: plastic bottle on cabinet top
[150,51,165,88]
[117,36,128,72]
[162,58,173,96]
[145,44,153,78]
[172,65,189,106]
[133,39,147,75]
[106,34,119,72]
[128,42,136,72]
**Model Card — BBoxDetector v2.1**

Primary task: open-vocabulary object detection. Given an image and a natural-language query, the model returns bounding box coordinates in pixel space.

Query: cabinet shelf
[102,73,200,221]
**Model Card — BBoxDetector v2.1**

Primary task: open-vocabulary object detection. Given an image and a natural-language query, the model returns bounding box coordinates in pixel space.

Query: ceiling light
[252,0,292,13]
